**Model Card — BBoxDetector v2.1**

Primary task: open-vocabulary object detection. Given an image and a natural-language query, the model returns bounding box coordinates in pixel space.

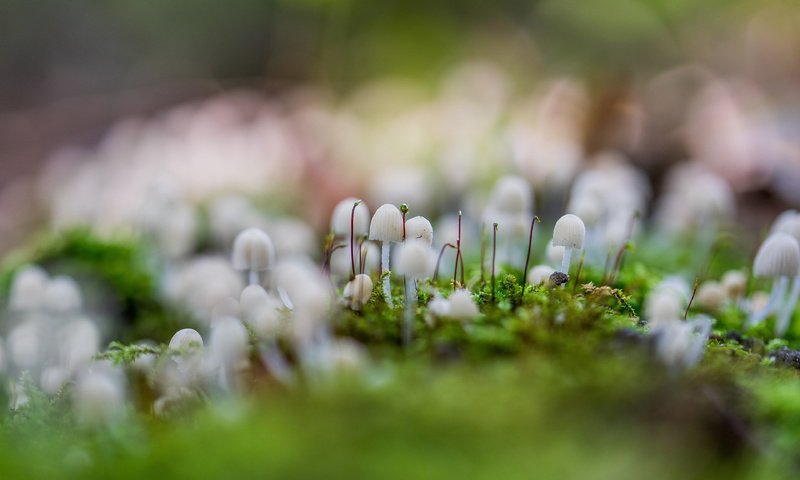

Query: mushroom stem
[748,276,787,327]
[248,270,259,286]
[777,275,800,336]
[381,242,393,307]
[404,277,417,345]
[560,247,573,276]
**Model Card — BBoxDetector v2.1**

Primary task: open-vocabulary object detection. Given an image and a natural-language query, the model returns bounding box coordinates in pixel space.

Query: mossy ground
[1,229,799,479]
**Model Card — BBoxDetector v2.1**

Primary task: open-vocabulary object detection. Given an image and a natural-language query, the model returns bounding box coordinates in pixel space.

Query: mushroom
[773,212,800,336]
[405,216,434,246]
[330,197,370,238]
[447,289,479,321]
[368,204,404,307]
[394,239,434,344]
[232,228,276,286]
[527,265,555,287]
[552,214,586,277]
[343,274,374,311]
[748,232,800,330]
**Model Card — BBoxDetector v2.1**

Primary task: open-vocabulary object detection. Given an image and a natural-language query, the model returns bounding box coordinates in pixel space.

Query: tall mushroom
[394,239,434,345]
[748,232,800,330]
[232,228,276,286]
[369,204,404,307]
[552,214,586,277]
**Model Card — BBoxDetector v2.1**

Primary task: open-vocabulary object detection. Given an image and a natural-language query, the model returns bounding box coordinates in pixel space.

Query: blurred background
[1,0,800,252]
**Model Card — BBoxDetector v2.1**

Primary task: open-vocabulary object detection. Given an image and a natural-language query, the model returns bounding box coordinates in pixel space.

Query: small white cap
[696,281,725,312]
[773,210,800,243]
[447,289,479,320]
[169,328,204,351]
[231,228,276,272]
[368,204,404,243]
[645,290,683,327]
[527,265,555,286]
[552,214,586,250]
[74,371,124,425]
[44,276,83,314]
[405,216,433,247]
[343,274,373,311]
[331,198,371,237]
[393,240,435,278]
[208,317,249,365]
[9,265,49,312]
[753,232,800,278]
[488,175,532,213]
[721,270,746,299]
[239,285,271,320]
[8,321,40,369]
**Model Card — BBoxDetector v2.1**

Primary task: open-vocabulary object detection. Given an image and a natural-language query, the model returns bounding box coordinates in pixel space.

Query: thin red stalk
[684,276,700,320]
[350,200,362,280]
[492,223,498,304]
[521,216,540,296]
[453,210,462,291]
[609,211,640,285]
[358,238,366,275]
[433,243,456,279]
[480,224,487,286]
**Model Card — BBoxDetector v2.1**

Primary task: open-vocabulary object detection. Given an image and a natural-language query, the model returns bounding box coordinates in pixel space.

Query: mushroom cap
[645,290,683,326]
[44,276,83,314]
[405,216,433,246]
[488,175,532,213]
[753,232,800,278]
[169,328,204,351]
[9,265,49,312]
[330,198,371,237]
[231,228,276,272]
[527,265,555,286]
[773,210,800,243]
[368,204,404,242]
[239,285,272,320]
[696,281,725,312]
[74,371,124,425]
[447,289,479,320]
[552,214,586,250]
[393,240,435,278]
[343,274,374,311]
[721,270,747,299]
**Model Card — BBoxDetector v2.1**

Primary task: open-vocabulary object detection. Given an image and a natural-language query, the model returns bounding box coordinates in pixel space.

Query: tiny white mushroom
[394,239,435,344]
[231,228,276,286]
[721,270,747,300]
[74,371,124,425]
[696,281,725,312]
[44,276,82,315]
[552,214,586,276]
[447,289,479,321]
[343,274,374,311]
[169,328,204,351]
[405,216,434,247]
[368,204,404,307]
[527,265,555,286]
[9,265,49,312]
[749,232,800,332]
[331,198,371,237]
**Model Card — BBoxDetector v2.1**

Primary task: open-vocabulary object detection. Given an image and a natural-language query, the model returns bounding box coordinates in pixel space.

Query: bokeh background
[1,0,800,251]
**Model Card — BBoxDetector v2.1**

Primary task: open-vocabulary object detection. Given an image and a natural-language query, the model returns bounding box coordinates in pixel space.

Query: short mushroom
[232,228,276,286]
[748,232,800,330]
[369,204,404,306]
[552,214,586,277]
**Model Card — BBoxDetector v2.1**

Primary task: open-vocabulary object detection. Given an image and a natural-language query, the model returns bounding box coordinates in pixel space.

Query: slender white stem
[248,269,259,286]
[404,277,417,346]
[748,277,787,327]
[777,275,800,337]
[560,247,573,275]
[381,242,393,307]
